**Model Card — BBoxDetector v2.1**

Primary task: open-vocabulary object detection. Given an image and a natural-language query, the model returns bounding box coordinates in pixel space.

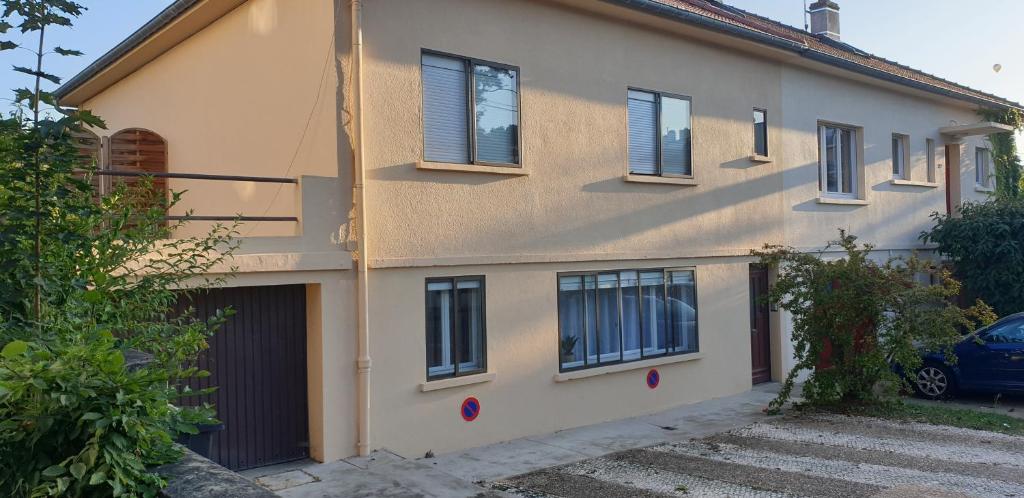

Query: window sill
[816,196,868,206]
[890,179,939,188]
[975,185,995,193]
[623,174,698,186]
[553,353,703,383]
[749,154,772,163]
[420,372,495,392]
[417,161,528,176]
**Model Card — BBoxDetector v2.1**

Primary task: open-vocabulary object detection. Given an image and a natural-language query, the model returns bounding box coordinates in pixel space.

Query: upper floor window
[421,51,520,166]
[426,276,486,380]
[557,268,698,372]
[926,138,936,183]
[975,147,992,188]
[818,123,858,197]
[628,89,692,177]
[892,134,908,179]
[753,108,768,157]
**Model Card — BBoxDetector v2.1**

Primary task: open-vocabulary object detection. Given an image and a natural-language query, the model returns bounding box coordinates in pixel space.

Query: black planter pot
[176,423,225,459]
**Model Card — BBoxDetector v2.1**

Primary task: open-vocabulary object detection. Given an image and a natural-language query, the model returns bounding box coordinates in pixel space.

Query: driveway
[246,385,1024,497]
[494,413,1024,497]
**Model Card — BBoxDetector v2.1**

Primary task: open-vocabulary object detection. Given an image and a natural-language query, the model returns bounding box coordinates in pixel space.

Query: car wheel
[913,365,954,400]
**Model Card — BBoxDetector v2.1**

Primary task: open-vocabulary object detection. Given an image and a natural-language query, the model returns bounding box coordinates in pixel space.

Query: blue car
[913,312,1024,399]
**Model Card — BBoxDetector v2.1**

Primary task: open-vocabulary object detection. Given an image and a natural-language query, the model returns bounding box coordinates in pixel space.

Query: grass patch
[817,400,1024,436]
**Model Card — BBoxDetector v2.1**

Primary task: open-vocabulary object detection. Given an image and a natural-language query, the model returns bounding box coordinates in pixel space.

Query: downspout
[350,0,371,457]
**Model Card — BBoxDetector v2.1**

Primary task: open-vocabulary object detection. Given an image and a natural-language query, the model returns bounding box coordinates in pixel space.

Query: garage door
[177,284,310,471]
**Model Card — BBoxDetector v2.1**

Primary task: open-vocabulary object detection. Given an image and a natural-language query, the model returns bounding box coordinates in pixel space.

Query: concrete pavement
[245,383,783,497]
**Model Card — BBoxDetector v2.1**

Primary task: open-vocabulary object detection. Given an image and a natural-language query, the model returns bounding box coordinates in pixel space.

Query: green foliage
[755,231,994,412]
[0,335,215,497]
[977,107,1023,200]
[922,198,1024,316]
[0,1,239,495]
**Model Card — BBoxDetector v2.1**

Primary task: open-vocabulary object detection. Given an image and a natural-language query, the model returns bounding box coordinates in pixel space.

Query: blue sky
[1,1,1021,120]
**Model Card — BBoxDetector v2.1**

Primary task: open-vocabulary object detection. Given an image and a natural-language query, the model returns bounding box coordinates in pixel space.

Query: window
[818,123,858,197]
[926,138,936,183]
[557,268,697,371]
[753,108,768,157]
[628,89,692,177]
[975,147,992,188]
[425,276,486,380]
[892,134,907,179]
[421,52,520,166]
[981,318,1024,344]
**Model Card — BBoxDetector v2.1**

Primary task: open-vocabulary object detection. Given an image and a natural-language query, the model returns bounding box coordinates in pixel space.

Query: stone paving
[243,385,1024,497]
[494,413,1024,497]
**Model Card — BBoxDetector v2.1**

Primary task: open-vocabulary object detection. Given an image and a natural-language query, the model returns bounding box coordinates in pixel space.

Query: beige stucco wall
[368,258,752,457]
[779,66,987,250]
[83,0,344,242]
[360,0,785,268]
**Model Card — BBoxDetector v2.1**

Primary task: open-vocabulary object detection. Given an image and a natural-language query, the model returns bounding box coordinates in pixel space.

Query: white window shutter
[628,90,658,175]
[422,54,470,164]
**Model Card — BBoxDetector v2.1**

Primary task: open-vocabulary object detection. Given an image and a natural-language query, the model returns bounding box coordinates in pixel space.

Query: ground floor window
[557,268,697,371]
[426,276,486,380]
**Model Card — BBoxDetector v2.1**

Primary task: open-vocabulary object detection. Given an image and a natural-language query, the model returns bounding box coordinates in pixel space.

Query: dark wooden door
[749,266,772,384]
[178,284,309,471]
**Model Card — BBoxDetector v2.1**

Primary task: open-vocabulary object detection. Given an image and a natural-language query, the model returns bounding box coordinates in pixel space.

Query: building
[55,0,1020,471]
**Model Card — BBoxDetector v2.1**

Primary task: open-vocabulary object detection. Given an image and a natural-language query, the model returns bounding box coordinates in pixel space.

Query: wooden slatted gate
[177,284,310,471]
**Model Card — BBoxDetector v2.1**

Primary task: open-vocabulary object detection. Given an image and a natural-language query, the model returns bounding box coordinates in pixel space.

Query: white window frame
[892,133,908,180]
[818,123,860,199]
[975,147,993,188]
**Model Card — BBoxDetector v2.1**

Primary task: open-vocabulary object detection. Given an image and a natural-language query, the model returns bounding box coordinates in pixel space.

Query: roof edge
[602,0,1023,111]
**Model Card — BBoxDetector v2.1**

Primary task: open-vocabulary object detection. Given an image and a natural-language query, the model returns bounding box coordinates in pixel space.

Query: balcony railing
[90,170,299,222]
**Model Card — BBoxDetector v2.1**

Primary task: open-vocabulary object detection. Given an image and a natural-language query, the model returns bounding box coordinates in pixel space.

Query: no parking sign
[461,397,481,422]
[646,369,660,389]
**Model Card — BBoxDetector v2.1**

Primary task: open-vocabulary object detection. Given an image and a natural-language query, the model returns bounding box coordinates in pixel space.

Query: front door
[749,266,772,384]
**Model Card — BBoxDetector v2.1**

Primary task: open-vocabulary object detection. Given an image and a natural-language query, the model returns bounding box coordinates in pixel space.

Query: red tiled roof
[635,0,1021,109]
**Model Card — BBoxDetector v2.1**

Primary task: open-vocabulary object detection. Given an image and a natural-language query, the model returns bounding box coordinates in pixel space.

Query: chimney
[809,0,840,41]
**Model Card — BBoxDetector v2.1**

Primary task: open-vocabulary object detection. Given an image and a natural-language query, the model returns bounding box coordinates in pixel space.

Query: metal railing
[89,170,299,222]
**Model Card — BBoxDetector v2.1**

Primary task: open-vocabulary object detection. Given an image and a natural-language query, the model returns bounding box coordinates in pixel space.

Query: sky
[0,1,1021,130]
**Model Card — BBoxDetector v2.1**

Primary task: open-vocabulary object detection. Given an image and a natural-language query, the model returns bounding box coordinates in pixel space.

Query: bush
[755,231,994,412]
[0,336,214,497]
[922,198,1024,316]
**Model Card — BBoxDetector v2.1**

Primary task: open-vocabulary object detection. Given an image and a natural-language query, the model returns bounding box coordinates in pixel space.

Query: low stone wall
[157,450,277,498]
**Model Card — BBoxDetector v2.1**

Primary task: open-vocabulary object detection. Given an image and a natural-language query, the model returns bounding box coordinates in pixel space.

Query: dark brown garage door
[178,284,310,471]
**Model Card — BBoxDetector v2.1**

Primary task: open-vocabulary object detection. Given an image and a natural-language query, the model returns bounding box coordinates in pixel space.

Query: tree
[755,231,993,412]
[0,2,238,495]
[922,199,1024,317]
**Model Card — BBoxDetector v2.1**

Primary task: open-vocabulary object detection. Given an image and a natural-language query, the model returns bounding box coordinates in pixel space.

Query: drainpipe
[350,0,371,457]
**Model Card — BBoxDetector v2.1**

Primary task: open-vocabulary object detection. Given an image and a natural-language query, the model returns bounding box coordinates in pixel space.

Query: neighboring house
[55,0,1020,471]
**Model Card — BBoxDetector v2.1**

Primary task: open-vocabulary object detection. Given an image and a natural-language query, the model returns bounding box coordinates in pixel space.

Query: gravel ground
[492,413,1024,498]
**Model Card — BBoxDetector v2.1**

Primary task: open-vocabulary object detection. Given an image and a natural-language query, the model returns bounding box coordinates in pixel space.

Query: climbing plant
[755,231,994,413]
[977,107,1023,200]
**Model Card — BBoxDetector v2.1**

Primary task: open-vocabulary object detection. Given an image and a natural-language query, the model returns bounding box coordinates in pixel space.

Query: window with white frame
[628,89,692,177]
[818,123,858,197]
[557,269,698,371]
[426,276,486,380]
[421,51,520,166]
[975,147,992,188]
[892,134,908,179]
